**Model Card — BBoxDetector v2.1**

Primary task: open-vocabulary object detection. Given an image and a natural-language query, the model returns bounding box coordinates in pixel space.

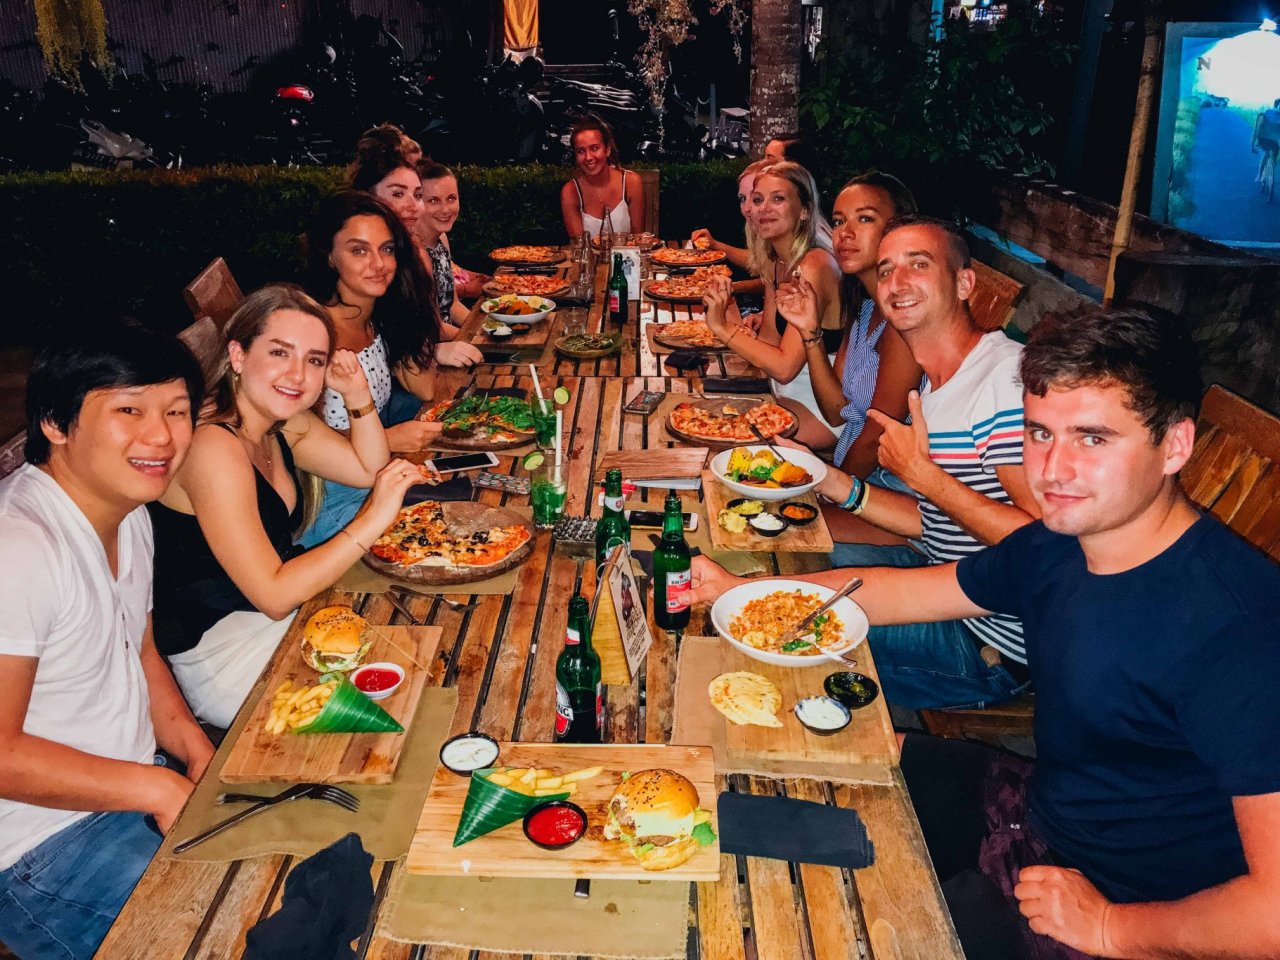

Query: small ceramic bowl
[793,695,852,735]
[438,731,501,776]
[725,497,766,516]
[486,324,514,340]
[747,512,789,538]
[823,672,880,710]
[522,800,588,850]
[350,662,405,701]
[779,501,819,526]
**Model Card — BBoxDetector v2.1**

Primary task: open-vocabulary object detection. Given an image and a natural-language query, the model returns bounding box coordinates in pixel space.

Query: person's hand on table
[690,228,718,251]
[384,419,444,453]
[687,555,747,606]
[867,390,942,493]
[436,341,483,368]
[775,273,821,339]
[183,736,216,785]
[1014,865,1113,956]
[149,765,197,834]
[325,349,374,408]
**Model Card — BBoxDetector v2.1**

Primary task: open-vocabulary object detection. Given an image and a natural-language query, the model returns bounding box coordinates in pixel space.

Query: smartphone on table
[428,452,500,476]
[627,509,699,532]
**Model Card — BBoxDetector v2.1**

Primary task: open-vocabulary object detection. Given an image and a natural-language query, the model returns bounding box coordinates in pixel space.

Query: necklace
[240,428,273,475]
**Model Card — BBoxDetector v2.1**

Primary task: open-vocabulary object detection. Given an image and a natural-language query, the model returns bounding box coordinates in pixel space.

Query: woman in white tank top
[559,115,646,239]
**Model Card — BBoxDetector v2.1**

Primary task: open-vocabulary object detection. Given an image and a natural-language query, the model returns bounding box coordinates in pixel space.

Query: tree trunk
[749,0,803,152]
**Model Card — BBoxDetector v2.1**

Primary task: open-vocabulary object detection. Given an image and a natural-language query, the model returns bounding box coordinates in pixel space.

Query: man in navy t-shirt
[687,308,1280,958]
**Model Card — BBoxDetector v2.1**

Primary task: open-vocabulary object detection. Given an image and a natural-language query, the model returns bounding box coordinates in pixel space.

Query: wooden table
[100,256,960,960]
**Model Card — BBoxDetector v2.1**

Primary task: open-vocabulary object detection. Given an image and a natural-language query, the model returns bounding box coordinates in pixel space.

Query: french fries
[483,765,602,797]
[266,679,337,735]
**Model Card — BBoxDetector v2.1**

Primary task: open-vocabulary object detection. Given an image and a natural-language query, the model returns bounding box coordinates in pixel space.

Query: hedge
[0,159,746,343]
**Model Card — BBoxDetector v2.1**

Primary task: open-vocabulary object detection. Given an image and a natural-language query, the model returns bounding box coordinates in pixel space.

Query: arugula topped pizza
[370,501,532,568]
[421,395,536,445]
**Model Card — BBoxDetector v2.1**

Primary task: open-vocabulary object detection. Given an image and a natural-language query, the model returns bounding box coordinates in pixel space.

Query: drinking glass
[532,397,557,450]
[530,463,568,530]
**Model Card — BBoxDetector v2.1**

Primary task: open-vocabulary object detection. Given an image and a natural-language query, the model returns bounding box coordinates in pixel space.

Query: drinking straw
[554,409,563,486]
[529,364,545,405]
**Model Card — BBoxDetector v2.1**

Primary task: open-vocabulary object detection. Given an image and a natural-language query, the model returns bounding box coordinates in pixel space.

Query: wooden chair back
[0,432,24,481]
[177,315,227,394]
[636,168,660,236]
[969,260,1024,333]
[183,257,245,332]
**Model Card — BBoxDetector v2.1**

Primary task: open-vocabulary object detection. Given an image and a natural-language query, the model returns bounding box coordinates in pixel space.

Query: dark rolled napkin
[244,832,374,960]
[701,377,772,395]
[664,350,710,373]
[403,474,474,505]
[717,791,875,869]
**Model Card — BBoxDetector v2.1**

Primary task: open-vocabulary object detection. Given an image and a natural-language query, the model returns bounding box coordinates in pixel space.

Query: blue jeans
[829,542,1024,710]
[299,384,426,548]
[0,811,160,960]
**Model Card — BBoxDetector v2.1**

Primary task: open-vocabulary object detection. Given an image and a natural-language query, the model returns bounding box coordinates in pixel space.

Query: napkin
[664,350,711,373]
[403,474,473,505]
[702,377,772,395]
[243,832,374,960]
[717,792,875,869]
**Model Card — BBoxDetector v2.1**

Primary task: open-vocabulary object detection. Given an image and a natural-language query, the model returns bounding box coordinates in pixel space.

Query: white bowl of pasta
[710,579,868,667]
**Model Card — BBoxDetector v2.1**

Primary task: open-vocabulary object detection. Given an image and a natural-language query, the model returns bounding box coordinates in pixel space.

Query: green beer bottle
[608,253,628,324]
[555,596,602,743]
[653,492,692,632]
[595,468,631,570]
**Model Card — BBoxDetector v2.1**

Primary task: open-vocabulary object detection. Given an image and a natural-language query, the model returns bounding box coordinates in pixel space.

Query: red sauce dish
[350,662,405,700]
[523,800,588,850]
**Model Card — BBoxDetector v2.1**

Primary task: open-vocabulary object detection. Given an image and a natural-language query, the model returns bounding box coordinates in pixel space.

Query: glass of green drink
[530,462,568,530]
[532,398,556,450]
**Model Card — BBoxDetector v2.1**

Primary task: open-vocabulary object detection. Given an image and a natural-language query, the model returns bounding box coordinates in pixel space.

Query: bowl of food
[823,671,880,710]
[481,319,514,339]
[480,295,555,325]
[439,732,501,776]
[793,695,852,735]
[350,662,405,700]
[710,445,827,502]
[747,511,788,538]
[522,800,588,850]
[710,579,868,667]
[779,502,819,526]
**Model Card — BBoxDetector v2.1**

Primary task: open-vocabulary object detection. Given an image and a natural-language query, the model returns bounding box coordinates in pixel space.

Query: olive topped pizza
[371,501,532,568]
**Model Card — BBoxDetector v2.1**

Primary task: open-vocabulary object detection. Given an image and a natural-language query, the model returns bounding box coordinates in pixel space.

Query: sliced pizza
[371,501,533,569]
[668,401,796,442]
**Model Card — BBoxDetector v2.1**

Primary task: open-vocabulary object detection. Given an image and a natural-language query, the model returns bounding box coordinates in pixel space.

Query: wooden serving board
[363,501,536,586]
[482,280,571,299]
[595,446,709,483]
[220,624,443,785]
[407,742,720,881]
[701,470,834,553]
[646,326,730,358]
[649,249,726,269]
[459,308,559,350]
[717,646,892,770]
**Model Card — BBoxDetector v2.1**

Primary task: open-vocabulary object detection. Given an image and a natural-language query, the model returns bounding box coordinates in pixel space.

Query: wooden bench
[920,382,1280,745]
[969,260,1025,332]
[0,432,21,481]
[183,257,244,332]
[177,315,226,392]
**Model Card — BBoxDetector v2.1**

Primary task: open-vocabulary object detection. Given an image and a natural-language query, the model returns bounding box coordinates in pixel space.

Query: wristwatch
[346,401,377,420]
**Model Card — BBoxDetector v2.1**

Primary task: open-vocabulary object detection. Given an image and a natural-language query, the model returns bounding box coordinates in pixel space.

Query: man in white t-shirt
[781,216,1041,709]
[0,328,214,960]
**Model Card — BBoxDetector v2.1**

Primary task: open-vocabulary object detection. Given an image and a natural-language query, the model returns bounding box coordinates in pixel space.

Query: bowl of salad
[709,445,827,502]
[479,295,555,325]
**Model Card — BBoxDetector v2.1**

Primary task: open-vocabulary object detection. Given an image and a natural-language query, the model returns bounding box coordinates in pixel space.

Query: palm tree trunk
[749,0,804,152]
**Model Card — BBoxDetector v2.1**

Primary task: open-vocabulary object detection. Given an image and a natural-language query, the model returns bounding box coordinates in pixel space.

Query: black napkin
[403,474,473,505]
[452,385,529,401]
[664,350,710,373]
[717,792,875,869]
[243,833,374,960]
[702,377,771,394]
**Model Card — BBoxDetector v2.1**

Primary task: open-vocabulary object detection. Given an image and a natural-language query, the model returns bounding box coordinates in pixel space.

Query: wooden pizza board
[595,447,709,483]
[423,397,538,451]
[488,248,567,268]
[641,279,706,306]
[219,624,443,785]
[407,742,719,881]
[663,397,799,451]
[716,645,894,770]
[482,280,571,299]
[649,250,727,270]
[645,325,729,358]
[701,470,834,553]
[362,501,536,586]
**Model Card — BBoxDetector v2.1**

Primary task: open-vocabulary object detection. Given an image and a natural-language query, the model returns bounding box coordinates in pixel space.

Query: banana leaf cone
[453,768,570,846]
[292,673,404,735]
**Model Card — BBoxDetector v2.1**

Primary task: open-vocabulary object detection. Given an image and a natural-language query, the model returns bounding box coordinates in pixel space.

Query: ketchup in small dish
[351,662,405,700]
[523,800,587,850]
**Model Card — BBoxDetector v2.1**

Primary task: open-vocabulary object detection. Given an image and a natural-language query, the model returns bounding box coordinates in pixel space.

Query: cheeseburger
[603,768,714,871]
[301,605,371,673]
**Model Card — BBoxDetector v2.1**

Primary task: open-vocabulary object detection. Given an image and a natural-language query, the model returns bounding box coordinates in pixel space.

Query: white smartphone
[428,452,500,476]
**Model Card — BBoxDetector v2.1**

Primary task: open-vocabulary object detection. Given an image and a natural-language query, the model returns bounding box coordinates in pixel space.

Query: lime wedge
[553,386,571,406]
[522,451,545,471]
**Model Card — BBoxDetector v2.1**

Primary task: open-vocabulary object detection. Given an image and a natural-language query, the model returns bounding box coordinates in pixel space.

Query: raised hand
[776,272,821,338]
[365,459,431,530]
[325,349,373,407]
[867,390,937,491]
[690,228,717,250]
[701,274,737,340]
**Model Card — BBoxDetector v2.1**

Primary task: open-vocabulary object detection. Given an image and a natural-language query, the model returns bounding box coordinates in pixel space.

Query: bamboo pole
[1104,2,1167,306]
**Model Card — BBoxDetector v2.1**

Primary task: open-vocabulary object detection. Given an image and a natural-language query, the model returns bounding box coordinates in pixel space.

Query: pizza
[651,248,726,267]
[591,231,661,250]
[421,395,536,443]
[647,265,732,301]
[654,320,723,348]
[485,274,569,297]
[371,501,532,568]
[489,245,563,265]
[669,401,796,442]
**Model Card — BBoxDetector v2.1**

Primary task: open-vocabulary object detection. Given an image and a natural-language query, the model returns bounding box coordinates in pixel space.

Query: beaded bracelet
[841,476,865,511]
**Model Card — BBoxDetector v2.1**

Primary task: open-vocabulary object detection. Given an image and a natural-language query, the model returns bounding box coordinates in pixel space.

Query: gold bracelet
[346,401,377,420]
[339,528,367,551]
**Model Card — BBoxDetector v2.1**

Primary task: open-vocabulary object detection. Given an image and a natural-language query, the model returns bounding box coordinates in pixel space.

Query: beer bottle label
[609,290,621,313]
[565,627,581,646]
[603,493,624,513]
[665,569,692,612]
[555,682,572,736]
[595,683,604,732]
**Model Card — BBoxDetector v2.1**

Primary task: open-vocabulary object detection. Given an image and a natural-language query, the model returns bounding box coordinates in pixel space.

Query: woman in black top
[150,284,427,727]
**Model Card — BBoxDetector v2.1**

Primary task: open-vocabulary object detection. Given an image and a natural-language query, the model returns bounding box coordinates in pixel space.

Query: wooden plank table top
[99,245,959,960]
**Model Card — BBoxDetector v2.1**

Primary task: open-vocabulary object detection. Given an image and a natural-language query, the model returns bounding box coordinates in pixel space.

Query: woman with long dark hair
[559,114,645,238]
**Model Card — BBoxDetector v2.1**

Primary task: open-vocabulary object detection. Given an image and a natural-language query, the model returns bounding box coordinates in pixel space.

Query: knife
[776,576,864,648]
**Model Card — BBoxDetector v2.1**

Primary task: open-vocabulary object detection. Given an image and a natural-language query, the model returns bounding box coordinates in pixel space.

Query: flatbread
[708,671,783,727]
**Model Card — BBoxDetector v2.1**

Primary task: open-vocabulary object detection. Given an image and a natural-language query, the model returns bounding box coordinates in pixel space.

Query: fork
[388,588,479,625]
[747,421,793,464]
[174,783,359,853]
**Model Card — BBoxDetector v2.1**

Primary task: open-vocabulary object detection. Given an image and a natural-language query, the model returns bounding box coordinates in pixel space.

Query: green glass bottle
[595,468,631,569]
[555,595,602,743]
[653,492,692,632]
[608,253,628,324]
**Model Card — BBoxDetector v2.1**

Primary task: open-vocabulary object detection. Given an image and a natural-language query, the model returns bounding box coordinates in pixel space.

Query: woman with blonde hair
[149,284,426,726]
[702,161,842,448]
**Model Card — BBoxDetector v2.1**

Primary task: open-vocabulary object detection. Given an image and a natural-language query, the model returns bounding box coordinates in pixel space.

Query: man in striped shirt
[792,215,1040,709]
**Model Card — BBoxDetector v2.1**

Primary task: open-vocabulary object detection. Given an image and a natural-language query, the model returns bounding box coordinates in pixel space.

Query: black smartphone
[628,509,699,531]
[479,348,518,364]
[624,390,664,415]
[429,452,500,475]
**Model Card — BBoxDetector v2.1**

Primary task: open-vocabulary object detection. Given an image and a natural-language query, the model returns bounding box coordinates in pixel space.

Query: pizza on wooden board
[421,395,536,443]
[654,320,723,348]
[489,245,562,264]
[647,265,732,301]
[486,274,568,296]
[669,401,796,442]
[650,248,726,267]
[371,501,533,568]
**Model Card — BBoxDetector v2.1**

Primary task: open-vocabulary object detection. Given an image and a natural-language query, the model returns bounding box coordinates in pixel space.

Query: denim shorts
[0,810,160,960]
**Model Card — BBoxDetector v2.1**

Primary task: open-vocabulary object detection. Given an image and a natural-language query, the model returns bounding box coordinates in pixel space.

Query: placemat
[333,557,523,596]
[378,869,689,958]
[626,495,766,578]
[164,687,458,862]
[671,636,895,785]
